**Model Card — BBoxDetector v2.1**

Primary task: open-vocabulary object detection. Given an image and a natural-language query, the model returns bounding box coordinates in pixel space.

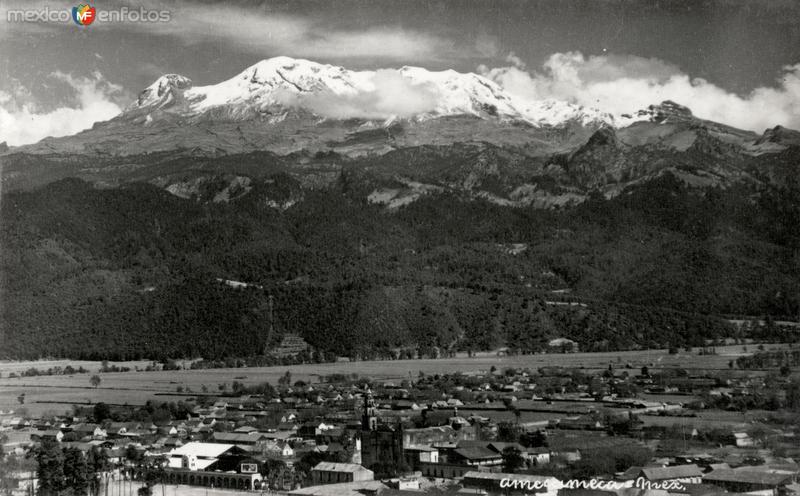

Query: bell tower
[362,389,377,431]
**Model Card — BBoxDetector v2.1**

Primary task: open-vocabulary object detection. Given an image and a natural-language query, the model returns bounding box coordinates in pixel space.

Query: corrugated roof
[288,481,386,496]
[703,470,793,486]
[641,465,702,481]
[168,442,234,458]
[464,471,556,483]
[311,462,371,473]
[212,432,264,443]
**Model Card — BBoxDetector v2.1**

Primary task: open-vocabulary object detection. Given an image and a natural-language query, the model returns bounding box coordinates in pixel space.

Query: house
[733,432,754,447]
[450,446,503,467]
[38,430,64,443]
[392,400,419,410]
[556,416,605,431]
[233,426,258,434]
[316,428,345,445]
[525,446,551,465]
[638,465,704,485]
[703,470,794,496]
[403,425,474,447]
[404,445,439,468]
[310,462,374,485]
[299,422,335,439]
[211,432,267,446]
[548,337,579,352]
[160,437,183,449]
[105,422,143,437]
[277,443,294,458]
[487,442,526,455]
[277,422,298,432]
[70,423,107,440]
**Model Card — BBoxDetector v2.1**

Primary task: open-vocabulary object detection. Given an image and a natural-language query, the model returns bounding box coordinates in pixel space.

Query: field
[0,344,789,416]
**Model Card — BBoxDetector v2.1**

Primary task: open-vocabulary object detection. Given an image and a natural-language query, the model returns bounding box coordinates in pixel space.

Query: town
[1,347,798,496]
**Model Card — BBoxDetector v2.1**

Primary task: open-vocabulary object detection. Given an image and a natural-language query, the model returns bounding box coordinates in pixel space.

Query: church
[359,390,405,475]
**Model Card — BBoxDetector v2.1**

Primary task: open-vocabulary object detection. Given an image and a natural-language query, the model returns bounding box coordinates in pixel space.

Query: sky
[1,0,799,145]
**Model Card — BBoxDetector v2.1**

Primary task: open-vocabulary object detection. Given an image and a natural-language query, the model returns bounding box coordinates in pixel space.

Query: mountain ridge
[2,58,799,361]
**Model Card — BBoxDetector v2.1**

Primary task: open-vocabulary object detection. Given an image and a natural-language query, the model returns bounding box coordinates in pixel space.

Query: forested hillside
[2,171,798,361]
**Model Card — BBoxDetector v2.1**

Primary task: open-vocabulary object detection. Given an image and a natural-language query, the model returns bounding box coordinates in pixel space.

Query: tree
[278,370,292,387]
[90,375,102,388]
[36,439,66,496]
[87,446,109,496]
[496,421,521,442]
[520,430,547,448]
[137,454,166,496]
[64,447,90,495]
[93,402,111,423]
[501,446,525,472]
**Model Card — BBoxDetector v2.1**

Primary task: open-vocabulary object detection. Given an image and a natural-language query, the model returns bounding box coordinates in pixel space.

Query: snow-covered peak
[130,56,614,126]
[136,74,193,108]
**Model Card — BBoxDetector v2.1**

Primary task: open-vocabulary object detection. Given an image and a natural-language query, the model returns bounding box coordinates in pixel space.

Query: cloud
[162,4,454,62]
[481,52,800,131]
[0,0,458,62]
[274,70,440,120]
[0,72,123,146]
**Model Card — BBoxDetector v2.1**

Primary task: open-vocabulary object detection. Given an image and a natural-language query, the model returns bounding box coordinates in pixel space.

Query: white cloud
[482,51,800,132]
[0,72,123,146]
[0,0,458,62]
[274,70,440,120]
[160,4,454,62]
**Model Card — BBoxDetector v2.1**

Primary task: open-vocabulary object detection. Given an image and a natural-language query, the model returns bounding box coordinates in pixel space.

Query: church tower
[360,389,404,475]
[362,389,378,431]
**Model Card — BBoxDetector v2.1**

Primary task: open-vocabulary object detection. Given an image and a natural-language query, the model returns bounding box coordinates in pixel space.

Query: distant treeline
[736,349,800,370]
[5,365,89,378]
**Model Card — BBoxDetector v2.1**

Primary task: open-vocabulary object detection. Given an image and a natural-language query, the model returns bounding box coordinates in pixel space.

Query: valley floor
[0,344,789,416]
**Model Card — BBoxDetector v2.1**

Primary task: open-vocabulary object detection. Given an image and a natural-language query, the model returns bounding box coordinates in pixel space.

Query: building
[273,333,310,358]
[70,423,106,440]
[703,470,794,496]
[32,430,64,443]
[289,480,387,496]
[450,445,503,467]
[548,337,579,352]
[404,445,439,469]
[403,424,474,447]
[462,471,559,495]
[360,391,404,472]
[164,442,264,490]
[525,446,551,465]
[211,431,268,446]
[310,462,374,485]
[638,465,704,485]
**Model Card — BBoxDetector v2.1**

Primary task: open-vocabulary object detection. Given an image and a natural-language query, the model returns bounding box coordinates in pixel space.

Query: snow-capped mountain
[9,56,796,169]
[128,56,613,127]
